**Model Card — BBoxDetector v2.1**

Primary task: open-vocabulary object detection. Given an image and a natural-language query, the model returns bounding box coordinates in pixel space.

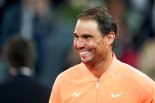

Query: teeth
[80,51,88,56]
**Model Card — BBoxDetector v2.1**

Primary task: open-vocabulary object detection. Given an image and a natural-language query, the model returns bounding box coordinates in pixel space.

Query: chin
[81,58,93,63]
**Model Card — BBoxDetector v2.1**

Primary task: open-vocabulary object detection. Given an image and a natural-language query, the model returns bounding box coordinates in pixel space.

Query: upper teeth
[80,51,88,55]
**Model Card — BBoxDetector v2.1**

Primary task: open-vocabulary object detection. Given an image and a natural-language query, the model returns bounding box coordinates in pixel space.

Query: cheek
[87,40,98,49]
[89,40,105,54]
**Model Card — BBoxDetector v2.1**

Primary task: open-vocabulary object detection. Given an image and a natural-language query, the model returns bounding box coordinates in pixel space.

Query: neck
[85,52,113,78]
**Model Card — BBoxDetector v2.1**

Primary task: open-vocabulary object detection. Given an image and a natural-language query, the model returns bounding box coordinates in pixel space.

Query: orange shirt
[49,57,155,103]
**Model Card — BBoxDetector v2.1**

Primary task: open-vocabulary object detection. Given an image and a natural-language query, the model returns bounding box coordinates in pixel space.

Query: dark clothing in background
[0,74,51,103]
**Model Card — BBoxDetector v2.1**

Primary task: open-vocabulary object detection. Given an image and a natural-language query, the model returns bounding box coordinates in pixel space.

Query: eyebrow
[74,33,93,38]
[74,33,78,37]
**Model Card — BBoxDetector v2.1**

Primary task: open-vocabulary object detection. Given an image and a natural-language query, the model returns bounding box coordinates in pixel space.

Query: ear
[106,32,115,45]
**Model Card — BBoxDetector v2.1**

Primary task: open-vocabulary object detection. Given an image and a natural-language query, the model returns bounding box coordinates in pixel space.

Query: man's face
[73,19,109,63]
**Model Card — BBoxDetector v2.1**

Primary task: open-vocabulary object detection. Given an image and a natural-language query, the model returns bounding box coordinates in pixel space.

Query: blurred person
[0,34,51,103]
[128,0,154,48]
[119,0,155,70]
[119,36,140,69]
[49,6,155,103]
[0,0,58,75]
[119,46,140,68]
[0,0,56,40]
[104,0,142,69]
[0,0,20,83]
[138,38,155,81]
[152,0,155,36]
[105,0,131,57]
[0,0,73,86]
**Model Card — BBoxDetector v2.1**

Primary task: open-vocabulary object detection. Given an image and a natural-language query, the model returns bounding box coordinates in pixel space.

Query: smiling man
[49,6,155,103]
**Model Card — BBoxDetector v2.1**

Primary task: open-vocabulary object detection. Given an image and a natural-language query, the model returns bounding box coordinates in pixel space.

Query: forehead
[74,19,100,35]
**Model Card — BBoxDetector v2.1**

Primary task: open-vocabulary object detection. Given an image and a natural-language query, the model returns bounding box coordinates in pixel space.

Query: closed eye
[74,33,78,38]
[82,34,93,39]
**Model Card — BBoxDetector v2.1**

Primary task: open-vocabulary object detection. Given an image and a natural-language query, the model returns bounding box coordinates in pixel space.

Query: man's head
[4,34,36,70]
[73,6,116,63]
[78,6,117,46]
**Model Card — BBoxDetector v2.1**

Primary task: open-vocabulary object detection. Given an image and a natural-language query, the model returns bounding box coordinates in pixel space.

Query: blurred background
[0,0,155,88]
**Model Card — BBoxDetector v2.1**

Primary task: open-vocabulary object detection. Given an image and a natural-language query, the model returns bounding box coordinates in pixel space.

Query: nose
[74,38,86,49]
